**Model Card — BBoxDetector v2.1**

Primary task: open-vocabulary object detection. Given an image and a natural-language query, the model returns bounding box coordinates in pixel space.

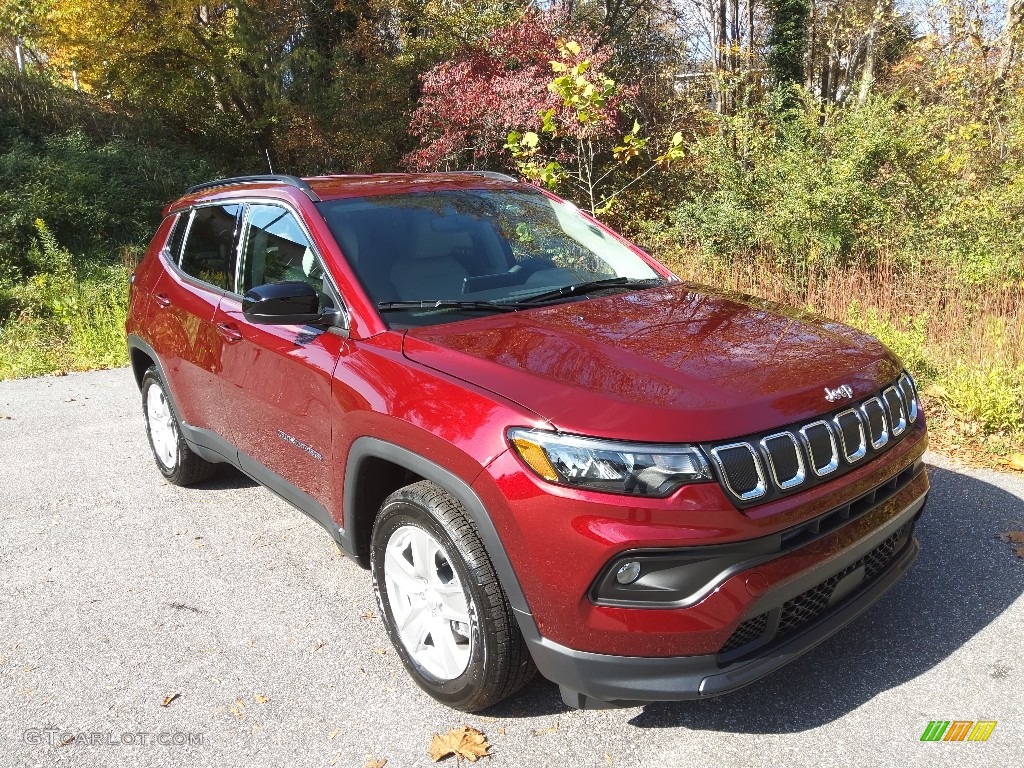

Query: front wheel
[370,481,535,711]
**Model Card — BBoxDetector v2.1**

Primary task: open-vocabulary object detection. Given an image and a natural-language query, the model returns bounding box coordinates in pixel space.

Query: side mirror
[242,281,332,326]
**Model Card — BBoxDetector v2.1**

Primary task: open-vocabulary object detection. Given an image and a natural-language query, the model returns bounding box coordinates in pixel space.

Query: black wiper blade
[512,277,660,305]
[377,300,518,313]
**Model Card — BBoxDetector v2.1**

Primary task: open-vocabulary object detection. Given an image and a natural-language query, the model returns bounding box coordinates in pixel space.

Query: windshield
[315,188,663,327]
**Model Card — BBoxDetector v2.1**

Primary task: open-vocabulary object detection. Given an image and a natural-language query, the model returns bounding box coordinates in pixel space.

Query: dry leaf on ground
[363,759,387,768]
[532,722,560,736]
[998,531,1024,543]
[1007,454,1024,472]
[160,693,180,707]
[429,725,491,762]
[254,694,270,704]
[1015,546,1024,559]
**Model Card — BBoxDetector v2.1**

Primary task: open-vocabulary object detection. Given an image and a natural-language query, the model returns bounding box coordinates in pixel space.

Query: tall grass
[0,221,129,379]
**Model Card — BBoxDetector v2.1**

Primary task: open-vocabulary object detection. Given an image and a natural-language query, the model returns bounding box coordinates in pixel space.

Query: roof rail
[185,174,321,202]
[444,170,518,183]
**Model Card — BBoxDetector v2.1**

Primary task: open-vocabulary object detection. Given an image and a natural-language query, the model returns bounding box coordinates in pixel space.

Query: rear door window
[179,204,241,290]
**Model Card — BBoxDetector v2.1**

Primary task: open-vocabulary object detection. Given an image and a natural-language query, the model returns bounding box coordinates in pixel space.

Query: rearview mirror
[242,281,333,326]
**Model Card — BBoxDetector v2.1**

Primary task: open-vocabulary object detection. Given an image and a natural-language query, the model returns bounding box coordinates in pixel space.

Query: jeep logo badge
[824,384,854,402]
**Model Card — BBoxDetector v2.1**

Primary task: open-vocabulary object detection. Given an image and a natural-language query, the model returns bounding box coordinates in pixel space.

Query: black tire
[141,366,218,486]
[370,480,536,711]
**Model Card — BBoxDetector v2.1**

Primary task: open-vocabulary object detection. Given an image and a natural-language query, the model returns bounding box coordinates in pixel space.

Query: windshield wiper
[377,300,519,313]
[510,277,662,305]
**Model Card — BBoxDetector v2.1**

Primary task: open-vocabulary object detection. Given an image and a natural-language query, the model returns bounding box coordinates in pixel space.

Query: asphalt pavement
[1,368,1022,767]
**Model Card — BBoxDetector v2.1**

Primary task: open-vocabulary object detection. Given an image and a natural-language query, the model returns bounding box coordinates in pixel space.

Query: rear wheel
[370,481,536,711]
[141,367,217,486]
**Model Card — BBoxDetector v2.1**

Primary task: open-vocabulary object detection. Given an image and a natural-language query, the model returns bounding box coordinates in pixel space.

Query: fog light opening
[615,561,642,585]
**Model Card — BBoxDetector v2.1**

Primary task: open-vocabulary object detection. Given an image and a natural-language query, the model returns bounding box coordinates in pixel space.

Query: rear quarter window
[179,204,242,289]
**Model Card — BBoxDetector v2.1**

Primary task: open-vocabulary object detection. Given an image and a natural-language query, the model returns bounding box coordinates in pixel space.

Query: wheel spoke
[410,530,437,579]
[435,583,469,622]
[431,618,467,677]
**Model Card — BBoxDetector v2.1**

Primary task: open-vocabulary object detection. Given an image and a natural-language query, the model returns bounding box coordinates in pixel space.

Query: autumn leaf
[161,693,180,707]
[1015,546,1024,559]
[363,759,388,768]
[1007,454,1024,472]
[254,694,270,704]
[998,531,1024,543]
[428,725,491,762]
[532,721,560,736]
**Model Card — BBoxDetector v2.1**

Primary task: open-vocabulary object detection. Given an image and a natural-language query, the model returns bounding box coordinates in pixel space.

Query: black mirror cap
[243,281,322,325]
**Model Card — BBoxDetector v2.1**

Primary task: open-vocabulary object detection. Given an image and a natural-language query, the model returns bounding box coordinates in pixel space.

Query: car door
[148,203,242,435]
[212,201,346,514]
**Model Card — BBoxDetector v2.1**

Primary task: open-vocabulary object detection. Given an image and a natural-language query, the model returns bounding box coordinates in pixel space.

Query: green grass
[0,265,129,379]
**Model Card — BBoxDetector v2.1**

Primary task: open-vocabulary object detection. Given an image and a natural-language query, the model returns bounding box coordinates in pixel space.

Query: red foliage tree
[403,11,616,171]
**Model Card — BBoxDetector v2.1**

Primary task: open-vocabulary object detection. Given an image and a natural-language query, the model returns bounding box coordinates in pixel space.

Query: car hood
[401,283,903,443]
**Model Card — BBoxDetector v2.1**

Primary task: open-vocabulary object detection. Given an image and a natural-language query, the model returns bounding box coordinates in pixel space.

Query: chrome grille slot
[800,421,839,476]
[833,409,867,464]
[710,443,766,501]
[760,432,805,490]
[884,385,907,436]
[861,397,889,449]
[898,373,918,423]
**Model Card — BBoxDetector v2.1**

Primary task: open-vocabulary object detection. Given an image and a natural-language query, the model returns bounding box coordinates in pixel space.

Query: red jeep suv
[126,173,928,711]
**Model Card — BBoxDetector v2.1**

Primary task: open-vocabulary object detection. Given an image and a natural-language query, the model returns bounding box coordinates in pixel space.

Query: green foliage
[0,127,216,275]
[766,0,811,86]
[0,221,128,379]
[672,93,1024,283]
[506,42,684,215]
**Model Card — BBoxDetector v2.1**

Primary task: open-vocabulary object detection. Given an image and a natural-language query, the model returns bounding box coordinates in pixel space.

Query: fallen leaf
[605,753,613,765]
[374,648,388,655]
[254,694,270,704]
[998,531,1024,543]
[1008,454,1024,472]
[328,727,341,740]
[313,640,326,652]
[532,721,560,736]
[429,725,491,762]
[0,414,12,419]
[1015,545,1024,559]
[361,611,375,620]
[161,693,180,707]
[363,760,387,768]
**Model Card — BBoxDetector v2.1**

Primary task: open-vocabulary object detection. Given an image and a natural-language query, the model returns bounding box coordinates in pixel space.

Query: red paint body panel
[404,284,900,442]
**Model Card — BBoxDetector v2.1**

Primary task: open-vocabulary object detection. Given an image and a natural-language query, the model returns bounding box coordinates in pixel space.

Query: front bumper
[524,489,925,708]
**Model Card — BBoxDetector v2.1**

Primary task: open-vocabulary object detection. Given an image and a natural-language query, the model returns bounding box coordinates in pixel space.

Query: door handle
[215,322,244,343]
[153,293,171,308]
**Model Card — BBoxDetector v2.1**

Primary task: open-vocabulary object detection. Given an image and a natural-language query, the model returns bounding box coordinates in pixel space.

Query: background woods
[0,0,1022,464]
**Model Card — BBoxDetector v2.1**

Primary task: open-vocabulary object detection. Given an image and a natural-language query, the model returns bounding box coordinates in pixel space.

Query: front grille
[704,375,918,507]
[720,522,913,657]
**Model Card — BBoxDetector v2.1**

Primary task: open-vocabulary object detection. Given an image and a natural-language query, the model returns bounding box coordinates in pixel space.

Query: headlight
[507,428,712,497]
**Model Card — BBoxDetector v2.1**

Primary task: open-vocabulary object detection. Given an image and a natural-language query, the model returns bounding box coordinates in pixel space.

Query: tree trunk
[857,0,885,105]
[806,2,816,91]
[717,0,728,113]
[994,0,1024,98]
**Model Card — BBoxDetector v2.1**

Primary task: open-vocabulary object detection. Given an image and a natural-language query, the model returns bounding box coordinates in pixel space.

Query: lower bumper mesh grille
[720,522,913,657]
